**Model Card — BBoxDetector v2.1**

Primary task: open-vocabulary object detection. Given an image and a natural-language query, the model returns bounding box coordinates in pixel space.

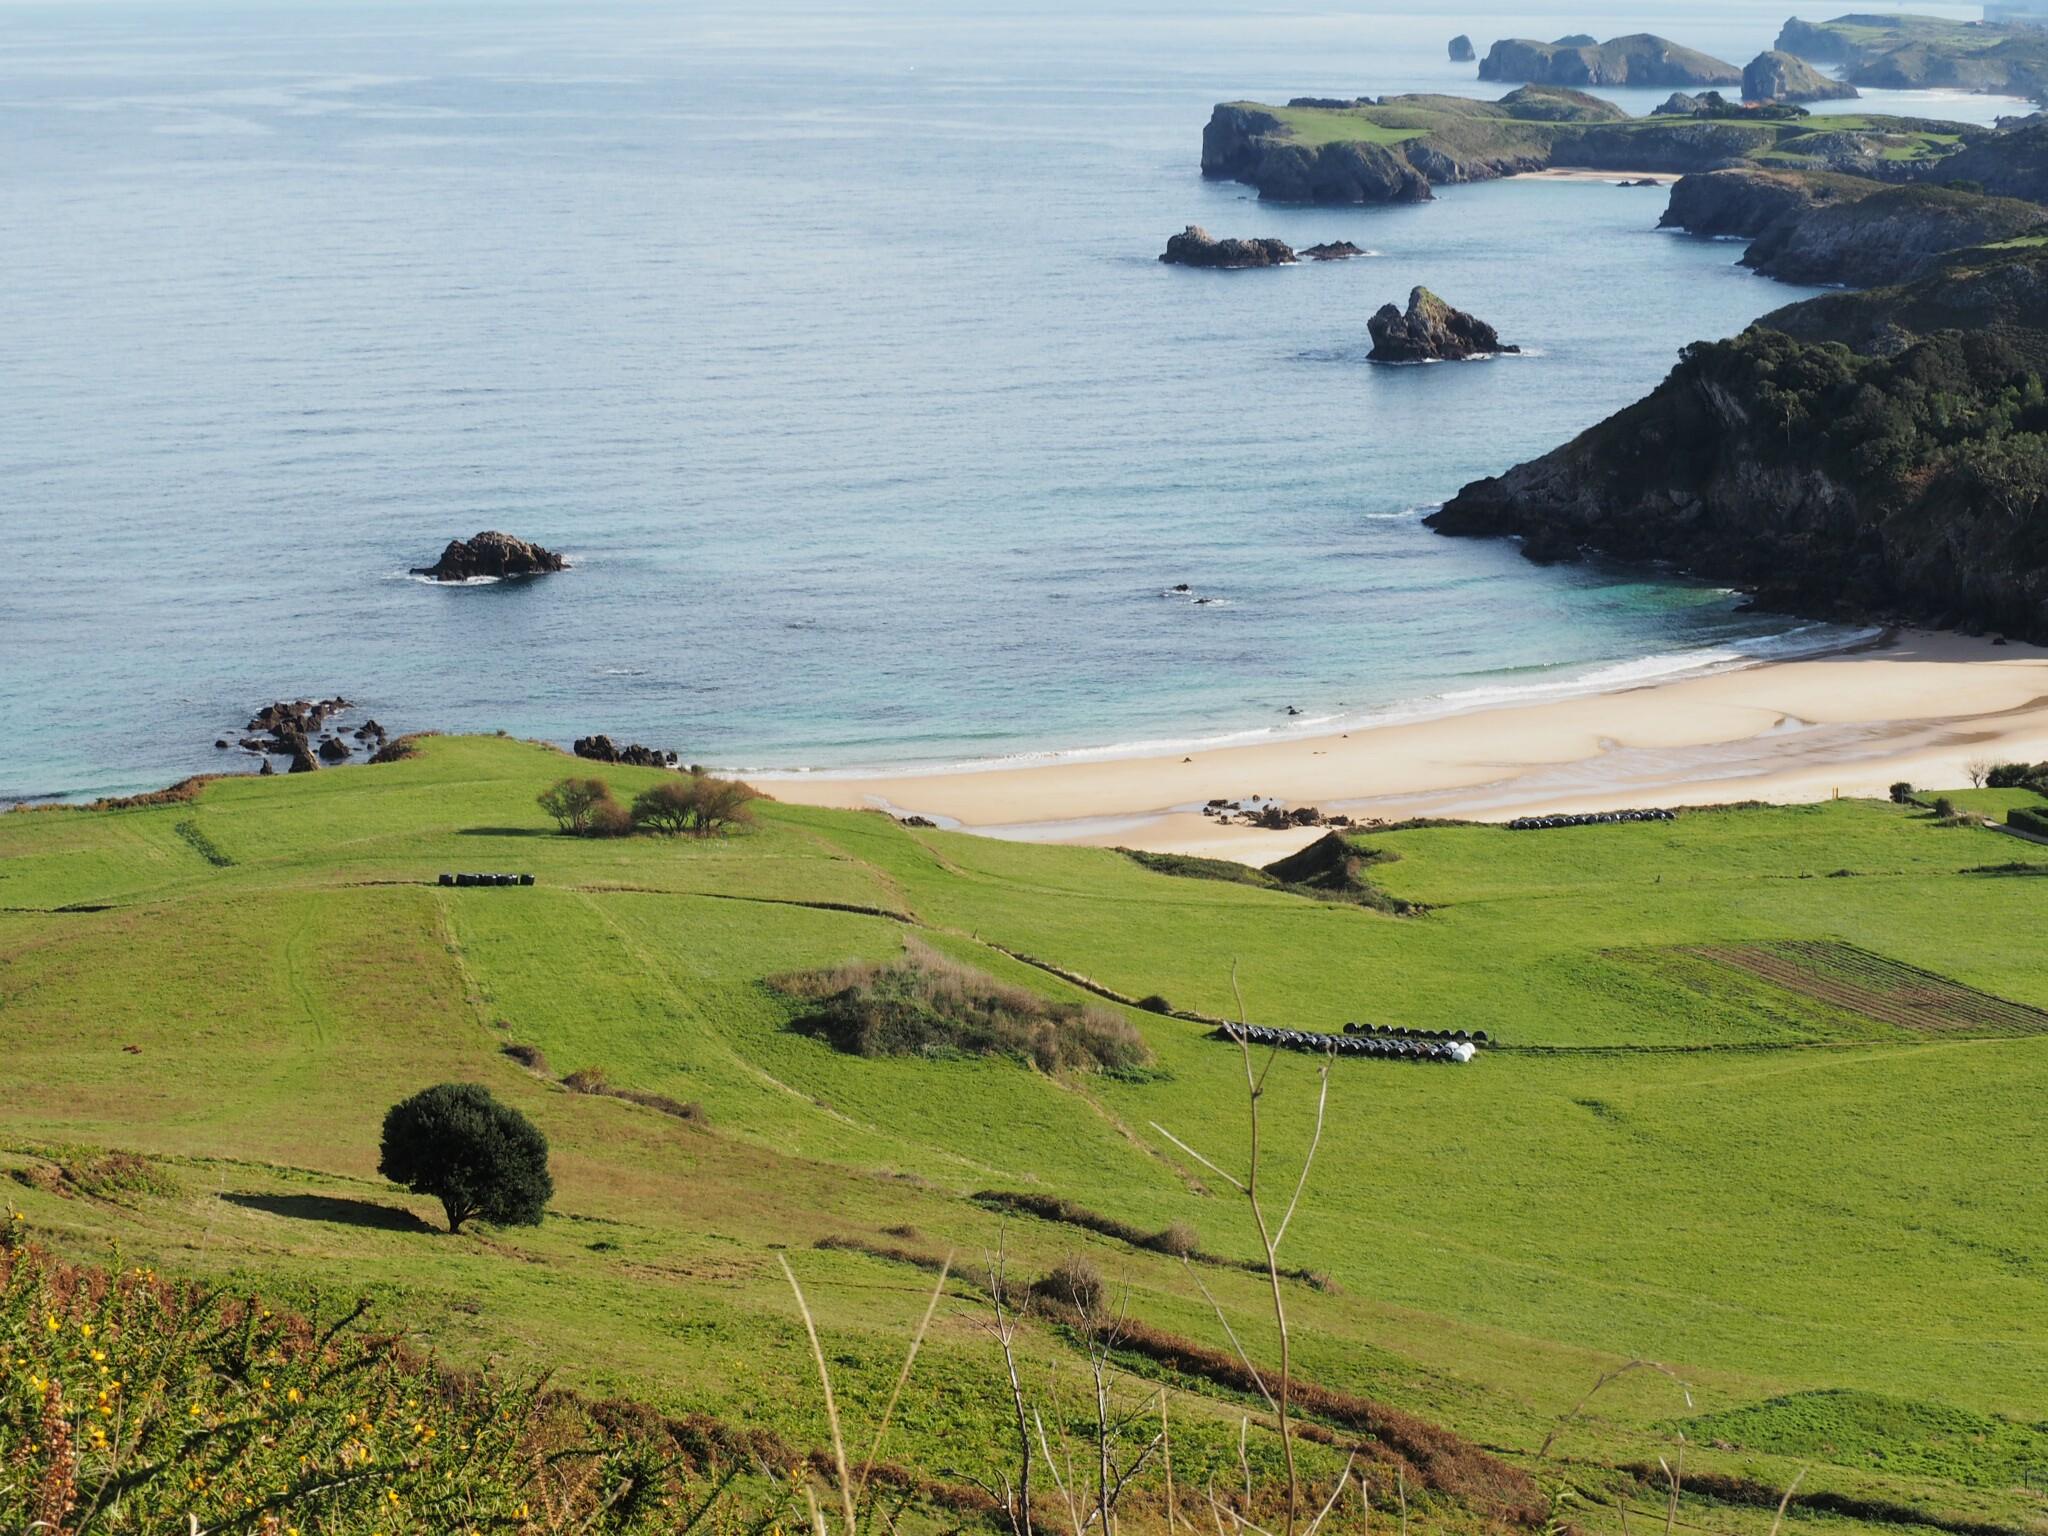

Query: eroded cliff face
[1659,167,2048,287]
[1426,254,2048,641]
[1200,105,1432,203]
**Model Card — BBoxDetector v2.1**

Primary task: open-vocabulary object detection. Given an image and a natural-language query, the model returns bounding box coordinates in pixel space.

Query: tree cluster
[537,773,755,838]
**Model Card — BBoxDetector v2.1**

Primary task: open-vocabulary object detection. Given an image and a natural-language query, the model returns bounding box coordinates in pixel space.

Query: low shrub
[587,798,637,838]
[1140,1220,1200,1258]
[1890,780,1916,804]
[502,1042,552,1074]
[1136,993,1173,1014]
[1029,1255,1106,1314]
[0,1238,746,1532]
[10,1150,179,1204]
[561,1067,706,1123]
[772,940,1150,1074]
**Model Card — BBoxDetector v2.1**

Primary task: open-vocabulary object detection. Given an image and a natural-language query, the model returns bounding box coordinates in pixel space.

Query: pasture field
[2,736,2044,1534]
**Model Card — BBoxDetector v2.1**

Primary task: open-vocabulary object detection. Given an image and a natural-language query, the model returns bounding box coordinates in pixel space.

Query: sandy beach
[762,630,2048,859]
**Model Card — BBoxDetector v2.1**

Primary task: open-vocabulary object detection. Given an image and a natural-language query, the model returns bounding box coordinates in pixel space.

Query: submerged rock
[412,531,568,582]
[1367,287,1520,363]
[1159,225,1297,268]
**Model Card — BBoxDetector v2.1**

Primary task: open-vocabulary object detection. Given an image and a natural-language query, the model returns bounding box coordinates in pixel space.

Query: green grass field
[4,737,2045,1534]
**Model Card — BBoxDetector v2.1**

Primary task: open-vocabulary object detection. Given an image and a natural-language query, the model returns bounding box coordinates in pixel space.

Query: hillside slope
[3,736,2047,1534]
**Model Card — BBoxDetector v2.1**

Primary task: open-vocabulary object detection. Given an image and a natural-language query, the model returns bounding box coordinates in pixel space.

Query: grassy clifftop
[4,736,2048,1532]
[1203,91,1984,202]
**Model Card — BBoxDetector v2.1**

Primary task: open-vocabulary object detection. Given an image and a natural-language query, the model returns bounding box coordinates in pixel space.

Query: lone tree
[537,776,613,834]
[378,1083,553,1233]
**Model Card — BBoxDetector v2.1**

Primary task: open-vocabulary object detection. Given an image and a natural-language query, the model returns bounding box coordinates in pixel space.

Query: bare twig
[1538,1360,1694,1460]
[856,1253,953,1507]
[780,1255,859,1536]
[1767,1467,1808,1536]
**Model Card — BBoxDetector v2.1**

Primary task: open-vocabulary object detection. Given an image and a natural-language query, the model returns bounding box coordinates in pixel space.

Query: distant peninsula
[1777,12,2048,102]
[1478,33,1741,88]
[1202,88,1990,204]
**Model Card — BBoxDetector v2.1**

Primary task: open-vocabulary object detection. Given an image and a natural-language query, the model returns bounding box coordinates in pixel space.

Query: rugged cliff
[1202,93,1980,204]
[1479,33,1742,88]
[1425,247,2048,640]
[1660,167,2047,286]
[1776,14,2048,101]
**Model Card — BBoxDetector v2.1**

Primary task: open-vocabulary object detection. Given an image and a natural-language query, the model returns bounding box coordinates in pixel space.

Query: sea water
[0,0,2022,801]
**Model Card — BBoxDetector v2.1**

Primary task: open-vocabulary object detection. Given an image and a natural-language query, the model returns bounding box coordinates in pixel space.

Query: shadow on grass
[223,1192,438,1234]
[454,826,552,838]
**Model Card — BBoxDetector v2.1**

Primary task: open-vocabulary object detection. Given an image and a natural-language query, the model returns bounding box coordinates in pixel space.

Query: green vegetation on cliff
[1203,91,1986,203]
[1778,13,2048,101]
[4,736,2048,1533]
[1432,243,2048,639]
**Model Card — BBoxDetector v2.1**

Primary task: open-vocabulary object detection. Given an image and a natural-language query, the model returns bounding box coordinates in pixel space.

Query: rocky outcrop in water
[1368,288,1519,363]
[1303,240,1367,260]
[1743,49,1858,103]
[412,531,568,582]
[1449,35,1476,63]
[1159,225,1296,267]
[1425,245,2048,640]
[1479,33,1741,88]
[228,696,381,775]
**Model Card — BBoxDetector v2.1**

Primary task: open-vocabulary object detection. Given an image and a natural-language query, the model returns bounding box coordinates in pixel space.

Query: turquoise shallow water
[0,0,2019,801]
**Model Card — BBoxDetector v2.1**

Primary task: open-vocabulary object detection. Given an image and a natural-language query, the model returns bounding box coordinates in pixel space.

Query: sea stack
[412,531,569,582]
[1743,49,1859,103]
[1449,34,1476,63]
[1368,287,1519,362]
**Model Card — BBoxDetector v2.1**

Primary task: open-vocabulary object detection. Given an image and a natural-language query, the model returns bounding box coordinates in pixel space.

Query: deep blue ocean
[0,0,2020,802]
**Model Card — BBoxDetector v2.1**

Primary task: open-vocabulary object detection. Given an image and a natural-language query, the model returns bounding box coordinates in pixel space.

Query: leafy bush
[587,798,637,838]
[623,776,757,836]
[1889,781,1915,804]
[1987,761,2048,791]
[1933,795,1958,819]
[538,776,614,834]
[378,1083,553,1233]
[629,780,698,834]
[0,1237,735,1532]
[772,940,1150,1074]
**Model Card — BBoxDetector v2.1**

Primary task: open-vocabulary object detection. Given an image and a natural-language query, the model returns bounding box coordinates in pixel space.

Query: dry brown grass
[773,939,1150,1075]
